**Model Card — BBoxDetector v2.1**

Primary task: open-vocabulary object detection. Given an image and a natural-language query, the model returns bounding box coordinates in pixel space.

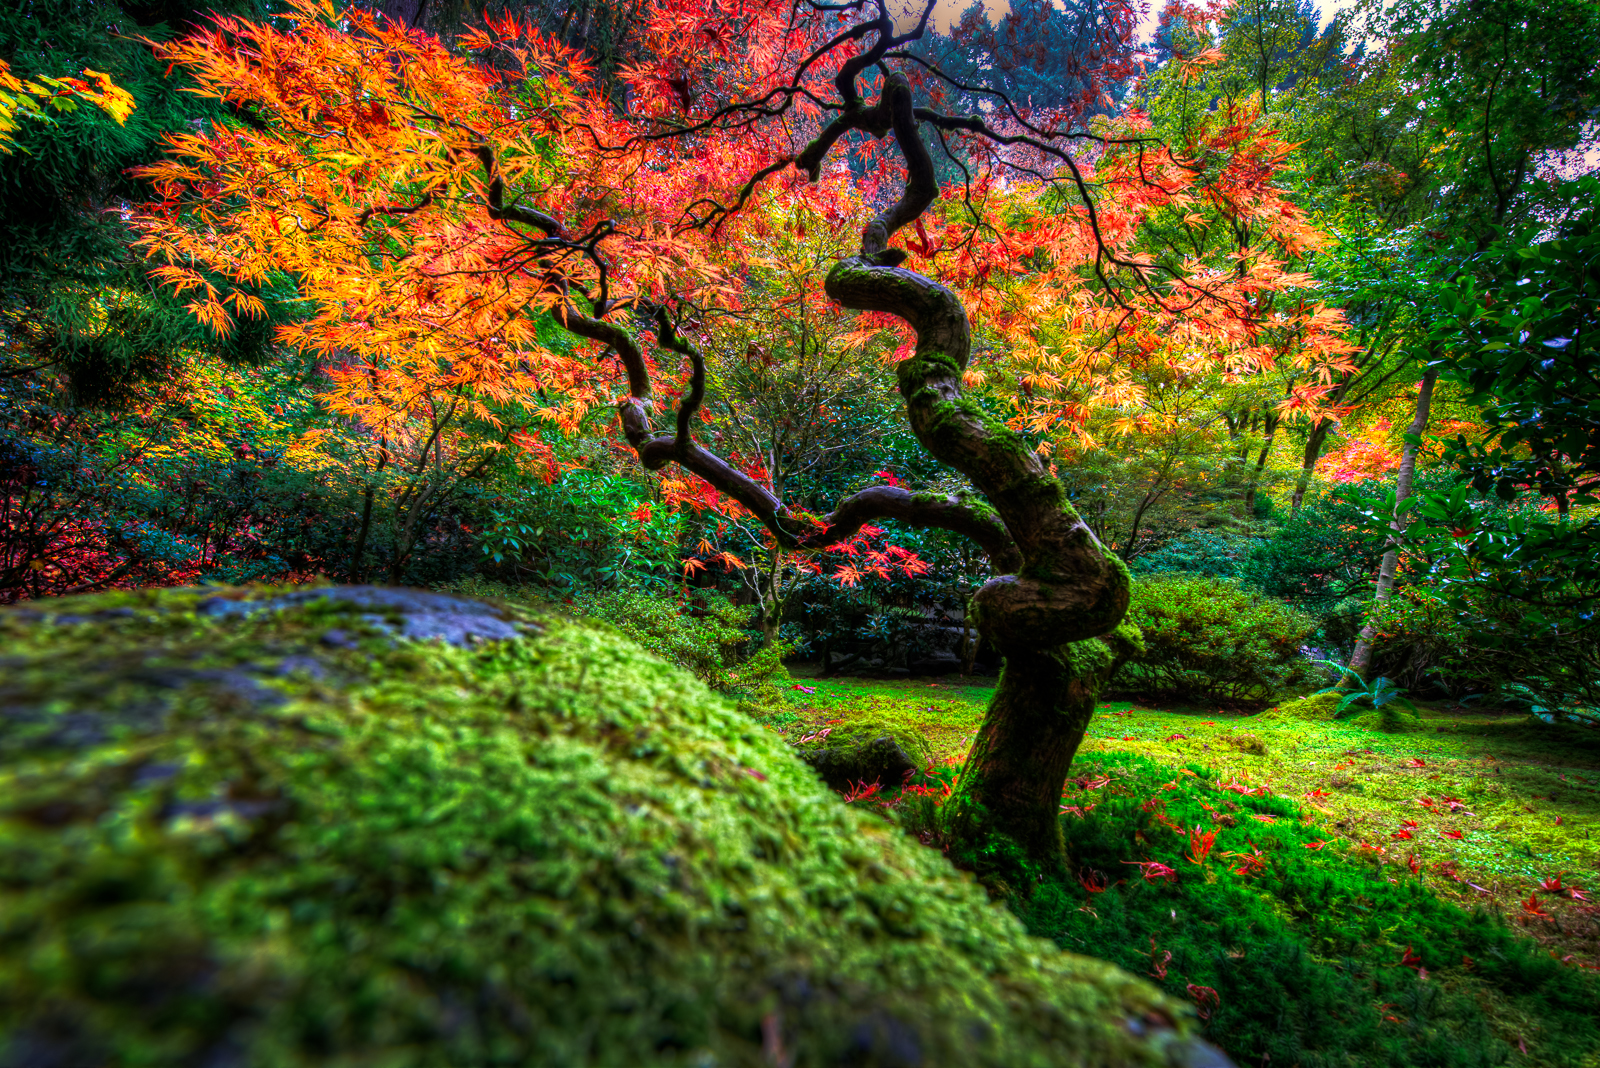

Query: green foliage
[442,579,778,694]
[1116,573,1316,705]
[1374,183,1600,642]
[1130,529,1264,579]
[1239,488,1383,612]
[0,0,292,401]
[1318,596,1369,653]
[0,585,1202,1068]
[474,467,679,592]
[1395,0,1600,233]
[0,352,544,600]
[1021,752,1600,1067]
[568,587,788,695]
[1310,659,1421,720]
[1359,581,1600,716]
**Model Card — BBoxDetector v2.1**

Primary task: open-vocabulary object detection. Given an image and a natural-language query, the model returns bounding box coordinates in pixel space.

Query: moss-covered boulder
[1256,692,1343,723]
[1258,692,1425,733]
[791,710,934,791]
[0,586,1220,1068]
[1349,708,1427,733]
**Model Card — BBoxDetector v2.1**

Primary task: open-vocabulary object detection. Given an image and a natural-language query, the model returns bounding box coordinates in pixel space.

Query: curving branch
[473,125,1025,574]
[823,72,1128,651]
[652,307,706,459]
[799,486,1021,572]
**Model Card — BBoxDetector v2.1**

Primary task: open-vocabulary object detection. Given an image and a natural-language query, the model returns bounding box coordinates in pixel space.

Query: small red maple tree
[134,0,1352,868]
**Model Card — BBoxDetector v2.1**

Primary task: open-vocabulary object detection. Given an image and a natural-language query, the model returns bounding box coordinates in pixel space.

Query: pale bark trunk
[1347,370,1437,680]
[759,544,783,647]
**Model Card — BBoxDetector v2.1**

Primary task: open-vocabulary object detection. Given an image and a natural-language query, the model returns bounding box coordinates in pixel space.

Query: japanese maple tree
[134,0,1352,869]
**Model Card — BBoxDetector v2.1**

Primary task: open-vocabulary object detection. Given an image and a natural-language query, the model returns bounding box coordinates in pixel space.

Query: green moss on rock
[791,710,934,791]
[1350,708,1427,733]
[0,585,1209,1068]
[1258,692,1344,723]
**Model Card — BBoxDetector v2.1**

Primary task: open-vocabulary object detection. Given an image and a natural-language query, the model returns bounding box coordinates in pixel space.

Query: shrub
[568,588,792,693]
[1366,582,1600,715]
[1115,573,1316,706]
[1317,596,1368,656]
[1237,487,1383,611]
[1131,529,1264,579]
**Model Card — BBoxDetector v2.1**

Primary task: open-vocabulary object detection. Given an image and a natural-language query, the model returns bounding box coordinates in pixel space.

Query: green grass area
[758,675,1600,1067]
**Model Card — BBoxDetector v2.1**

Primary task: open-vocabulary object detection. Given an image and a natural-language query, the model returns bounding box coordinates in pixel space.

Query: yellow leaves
[79,69,136,125]
[0,58,136,153]
[225,291,269,319]
[148,264,209,297]
[285,429,335,465]
[186,298,233,337]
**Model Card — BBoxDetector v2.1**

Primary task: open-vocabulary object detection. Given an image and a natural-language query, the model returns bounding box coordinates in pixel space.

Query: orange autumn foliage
[132,0,1353,522]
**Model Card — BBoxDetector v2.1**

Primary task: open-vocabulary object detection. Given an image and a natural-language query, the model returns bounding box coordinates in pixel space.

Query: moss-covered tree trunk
[939,636,1140,872]
[822,75,1133,873]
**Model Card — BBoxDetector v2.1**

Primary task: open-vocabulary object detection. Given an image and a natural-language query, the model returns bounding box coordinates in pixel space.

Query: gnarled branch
[824,73,1128,650]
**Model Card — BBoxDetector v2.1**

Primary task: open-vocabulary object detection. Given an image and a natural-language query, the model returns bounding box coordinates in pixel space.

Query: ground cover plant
[765,674,1600,1065]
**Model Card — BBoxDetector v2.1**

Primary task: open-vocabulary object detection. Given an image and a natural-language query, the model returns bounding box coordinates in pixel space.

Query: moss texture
[1258,692,1344,723]
[790,710,934,791]
[0,585,1208,1068]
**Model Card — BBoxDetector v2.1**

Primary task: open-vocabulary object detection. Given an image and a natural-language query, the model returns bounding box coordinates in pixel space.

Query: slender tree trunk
[1290,419,1335,511]
[1348,370,1437,679]
[1243,412,1279,514]
[959,587,976,676]
[389,479,440,584]
[349,447,388,584]
[760,544,783,646]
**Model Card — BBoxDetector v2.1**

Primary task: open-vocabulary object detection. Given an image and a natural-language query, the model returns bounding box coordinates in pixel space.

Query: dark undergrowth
[1010,752,1600,1067]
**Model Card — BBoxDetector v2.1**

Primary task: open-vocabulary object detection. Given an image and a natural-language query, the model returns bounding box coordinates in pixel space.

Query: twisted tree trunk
[822,75,1134,873]
[478,64,1134,872]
